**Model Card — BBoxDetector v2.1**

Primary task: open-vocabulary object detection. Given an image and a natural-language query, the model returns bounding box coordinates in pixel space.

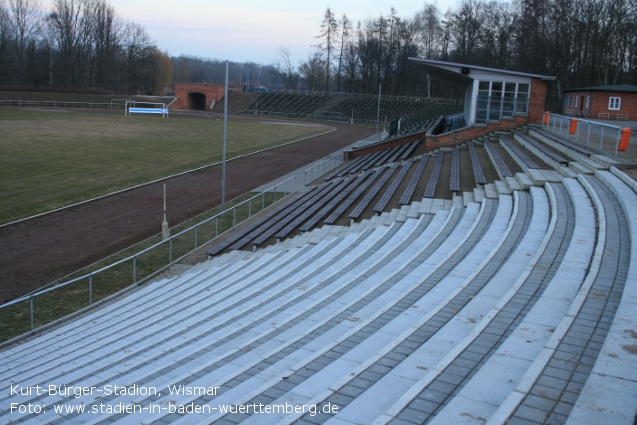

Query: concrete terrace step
[272,196,516,425]
[515,172,534,189]
[375,184,567,425]
[187,200,494,425]
[84,210,464,422]
[578,156,608,171]
[569,161,595,175]
[495,180,511,195]
[431,178,597,424]
[0,220,410,416]
[590,154,622,169]
[0,203,470,424]
[505,176,523,192]
[529,127,589,161]
[566,169,637,425]
[484,183,499,199]
[463,191,475,206]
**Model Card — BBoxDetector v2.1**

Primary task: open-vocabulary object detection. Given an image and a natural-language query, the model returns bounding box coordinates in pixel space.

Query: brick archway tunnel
[171,83,243,111]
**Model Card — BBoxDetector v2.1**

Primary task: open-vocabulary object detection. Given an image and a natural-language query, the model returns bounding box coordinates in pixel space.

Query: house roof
[409,58,557,84]
[565,84,637,93]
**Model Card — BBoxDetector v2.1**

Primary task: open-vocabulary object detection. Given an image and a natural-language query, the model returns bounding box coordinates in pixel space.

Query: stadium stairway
[1,127,636,424]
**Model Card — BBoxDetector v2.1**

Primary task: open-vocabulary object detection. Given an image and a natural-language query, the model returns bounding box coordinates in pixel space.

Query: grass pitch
[0,108,332,224]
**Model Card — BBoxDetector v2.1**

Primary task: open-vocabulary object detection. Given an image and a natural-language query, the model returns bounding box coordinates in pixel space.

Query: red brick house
[563,84,637,120]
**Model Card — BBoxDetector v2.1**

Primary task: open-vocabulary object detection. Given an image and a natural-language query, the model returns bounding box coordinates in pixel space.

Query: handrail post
[30,296,34,330]
[616,129,621,156]
[89,274,93,304]
[133,256,137,284]
[575,120,581,142]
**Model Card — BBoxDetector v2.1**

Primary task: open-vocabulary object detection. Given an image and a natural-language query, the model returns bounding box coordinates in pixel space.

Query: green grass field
[0,108,331,224]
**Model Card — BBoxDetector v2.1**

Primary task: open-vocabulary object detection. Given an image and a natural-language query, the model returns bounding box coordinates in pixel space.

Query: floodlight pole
[222,60,229,212]
[376,84,382,141]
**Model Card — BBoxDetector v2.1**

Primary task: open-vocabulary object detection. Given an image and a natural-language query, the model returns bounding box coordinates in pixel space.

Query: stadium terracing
[1,61,636,425]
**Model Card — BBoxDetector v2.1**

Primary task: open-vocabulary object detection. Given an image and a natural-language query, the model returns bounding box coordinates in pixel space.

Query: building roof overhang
[564,84,637,94]
[409,58,557,84]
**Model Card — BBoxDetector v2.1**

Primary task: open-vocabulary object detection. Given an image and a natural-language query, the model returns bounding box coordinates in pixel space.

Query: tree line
[0,0,172,94]
[285,0,637,105]
[1,0,635,105]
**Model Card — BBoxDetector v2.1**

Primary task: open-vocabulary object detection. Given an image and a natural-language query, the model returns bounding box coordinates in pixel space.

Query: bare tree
[118,21,154,93]
[477,1,517,69]
[335,14,352,92]
[316,7,338,91]
[0,0,11,83]
[448,0,484,63]
[299,48,325,91]
[92,0,121,89]
[8,0,42,84]
[48,0,83,86]
[342,21,360,93]
[275,46,298,89]
[415,2,443,59]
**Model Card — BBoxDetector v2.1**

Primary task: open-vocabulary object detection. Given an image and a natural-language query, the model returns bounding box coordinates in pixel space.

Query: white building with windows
[409,58,556,126]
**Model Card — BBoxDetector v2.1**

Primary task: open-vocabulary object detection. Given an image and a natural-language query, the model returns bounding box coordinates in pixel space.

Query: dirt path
[0,114,374,303]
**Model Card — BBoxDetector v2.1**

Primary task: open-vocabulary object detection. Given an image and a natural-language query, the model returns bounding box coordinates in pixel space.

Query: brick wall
[528,77,548,123]
[563,90,590,117]
[564,90,636,120]
[423,116,528,151]
[590,91,636,120]
[346,116,529,159]
[170,83,242,110]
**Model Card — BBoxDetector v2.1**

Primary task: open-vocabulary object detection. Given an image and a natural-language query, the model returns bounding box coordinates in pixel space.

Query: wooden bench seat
[424,151,444,198]
[468,142,487,185]
[499,135,541,169]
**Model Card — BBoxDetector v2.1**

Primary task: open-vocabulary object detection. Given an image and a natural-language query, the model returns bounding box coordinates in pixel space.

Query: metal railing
[0,99,127,109]
[253,89,462,105]
[243,109,391,127]
[542,113,624,156]
[0,176,296,340]
[304,154,345,184]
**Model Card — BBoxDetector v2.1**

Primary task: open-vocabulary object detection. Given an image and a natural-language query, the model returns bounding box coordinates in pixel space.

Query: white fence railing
[542,113,626,156]
[304,154,345,185]
[0,99,128,109]
[0,176,296,340]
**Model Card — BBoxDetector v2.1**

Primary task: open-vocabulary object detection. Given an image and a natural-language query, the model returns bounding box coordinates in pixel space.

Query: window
[609,97,621,110]
[475,80,530,123]
[586,96,590,108]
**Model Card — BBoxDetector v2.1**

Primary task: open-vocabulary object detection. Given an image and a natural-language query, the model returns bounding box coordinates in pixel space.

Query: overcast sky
[45,0,460,65]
